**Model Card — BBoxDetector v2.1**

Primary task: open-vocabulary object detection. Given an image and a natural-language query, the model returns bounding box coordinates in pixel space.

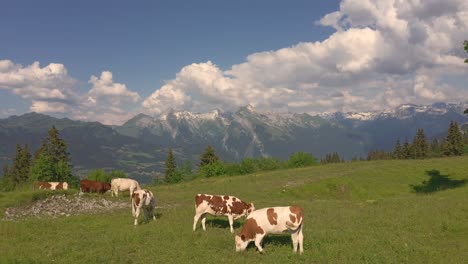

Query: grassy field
[1,157,467,263]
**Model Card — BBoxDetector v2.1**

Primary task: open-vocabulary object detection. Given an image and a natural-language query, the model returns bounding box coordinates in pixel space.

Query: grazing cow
[193,194,255,233]
[110,178,141,198]
[235,206,304,254]
[131,189,156,226]
[80,179,111,194]
[34,181,68,190]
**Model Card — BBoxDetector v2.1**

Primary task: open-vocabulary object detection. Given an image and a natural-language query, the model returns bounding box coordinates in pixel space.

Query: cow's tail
[286,218,303,231]
[286,211,304,231]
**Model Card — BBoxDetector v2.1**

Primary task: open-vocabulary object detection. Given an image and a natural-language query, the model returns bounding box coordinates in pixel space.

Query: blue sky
[1,0,467,124]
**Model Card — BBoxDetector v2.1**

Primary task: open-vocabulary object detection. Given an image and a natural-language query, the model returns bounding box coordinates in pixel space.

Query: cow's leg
[254,234,265,253]
[291,232,299,253]
[298,225,304,254]
[201,214,207,231]
[150,205,156,221]
[227,214,234,233]
[193,212,202,231]
[134,207,140,226]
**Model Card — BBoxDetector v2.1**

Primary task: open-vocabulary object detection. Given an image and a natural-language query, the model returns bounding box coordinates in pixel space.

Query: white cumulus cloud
[143,0,468,115]
[0,60,141,125]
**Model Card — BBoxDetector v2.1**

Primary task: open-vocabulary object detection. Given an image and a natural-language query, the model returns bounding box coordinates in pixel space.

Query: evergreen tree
[165,148,178,183]
[0,164,14,191]
[439,137,450,156]
[34,139,47,161]
[321,152,342,164]
[55,160,73,182]
[9,144,24,185]
[393,139,403,159]
[412,128,429,158]
[402,137,412,159]
[45,126,70,164]
[199,145,219,168]
[29,154,55,182]
[446,121,464,156]
[464,40,467,113]
[430,138,440,157]
[31,126,74,182]
[19,144,32,183]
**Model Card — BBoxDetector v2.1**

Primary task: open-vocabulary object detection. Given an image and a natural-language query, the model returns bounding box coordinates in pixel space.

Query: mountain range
[1,102,467,183]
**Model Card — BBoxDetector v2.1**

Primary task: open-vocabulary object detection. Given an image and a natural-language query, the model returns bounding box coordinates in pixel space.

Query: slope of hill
[1,157,467,263]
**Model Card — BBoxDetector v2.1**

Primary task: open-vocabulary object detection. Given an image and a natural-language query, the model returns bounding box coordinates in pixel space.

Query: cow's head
[63,182,69,190]
[235,235,249,252]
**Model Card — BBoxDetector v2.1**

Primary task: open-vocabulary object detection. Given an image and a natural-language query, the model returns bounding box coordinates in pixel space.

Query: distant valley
[0,102,466,183]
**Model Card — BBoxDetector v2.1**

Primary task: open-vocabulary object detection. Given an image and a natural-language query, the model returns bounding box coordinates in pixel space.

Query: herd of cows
[33,178,304,254]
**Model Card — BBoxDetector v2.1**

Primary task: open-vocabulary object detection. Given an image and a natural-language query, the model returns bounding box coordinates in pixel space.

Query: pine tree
[164,148,177,183]
[402,137,412,159]
[10,144,24,185]
[29,154,55,182]
[19,144,32,183]
[446,121,464,156]
[31,126,73,182]
[0,164,14,191]
[45,126,70,164]
[393,139,402,159]
[199,145,219,168]
[439,137,450,156]
[412,128,429,158]
[430,138,440,157]
[34,139,47,161]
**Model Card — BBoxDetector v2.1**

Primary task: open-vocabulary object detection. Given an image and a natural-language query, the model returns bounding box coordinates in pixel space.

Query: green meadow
[1,157,467,263]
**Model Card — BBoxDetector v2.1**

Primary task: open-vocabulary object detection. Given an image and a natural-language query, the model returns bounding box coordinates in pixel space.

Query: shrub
[199,161,226,177]
[287,152,317,168]
[85,169,126,183]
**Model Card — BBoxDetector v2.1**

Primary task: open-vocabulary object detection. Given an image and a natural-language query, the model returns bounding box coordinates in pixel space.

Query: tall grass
[0,157,467,263]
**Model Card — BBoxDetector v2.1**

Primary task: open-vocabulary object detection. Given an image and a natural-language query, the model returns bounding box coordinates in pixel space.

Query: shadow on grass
[263,235,292,248]
[242,235,293,252]
[205,218,241,229]
[410,169,467,194]
[154,212,163,219]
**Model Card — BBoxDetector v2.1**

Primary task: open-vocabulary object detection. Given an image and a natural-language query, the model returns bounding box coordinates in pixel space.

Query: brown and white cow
[235,206,304,254]
[110,178,141,198]
[193,194,255,233]
[131,189,156,226]
[80,179,111,194]
[34,181,68,190]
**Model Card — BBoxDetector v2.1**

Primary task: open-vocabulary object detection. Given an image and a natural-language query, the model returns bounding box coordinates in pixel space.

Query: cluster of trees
[1,127,78,191]
[84,169,126,183]
[163,146,318,183]
[320,152,344,164]
[368,121,466,161]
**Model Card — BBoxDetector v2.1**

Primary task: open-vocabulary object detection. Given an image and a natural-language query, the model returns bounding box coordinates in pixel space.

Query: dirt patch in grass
[2,194,130,221]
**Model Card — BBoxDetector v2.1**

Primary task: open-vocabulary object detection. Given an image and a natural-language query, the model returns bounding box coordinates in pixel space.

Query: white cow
[110,178,141,198]
[193,194,255,233]
[235,206,304,254]
[131,189,156,226]
[34,181,68,190]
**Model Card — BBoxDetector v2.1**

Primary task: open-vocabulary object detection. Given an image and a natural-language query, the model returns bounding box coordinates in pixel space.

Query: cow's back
[247,206,303,233]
